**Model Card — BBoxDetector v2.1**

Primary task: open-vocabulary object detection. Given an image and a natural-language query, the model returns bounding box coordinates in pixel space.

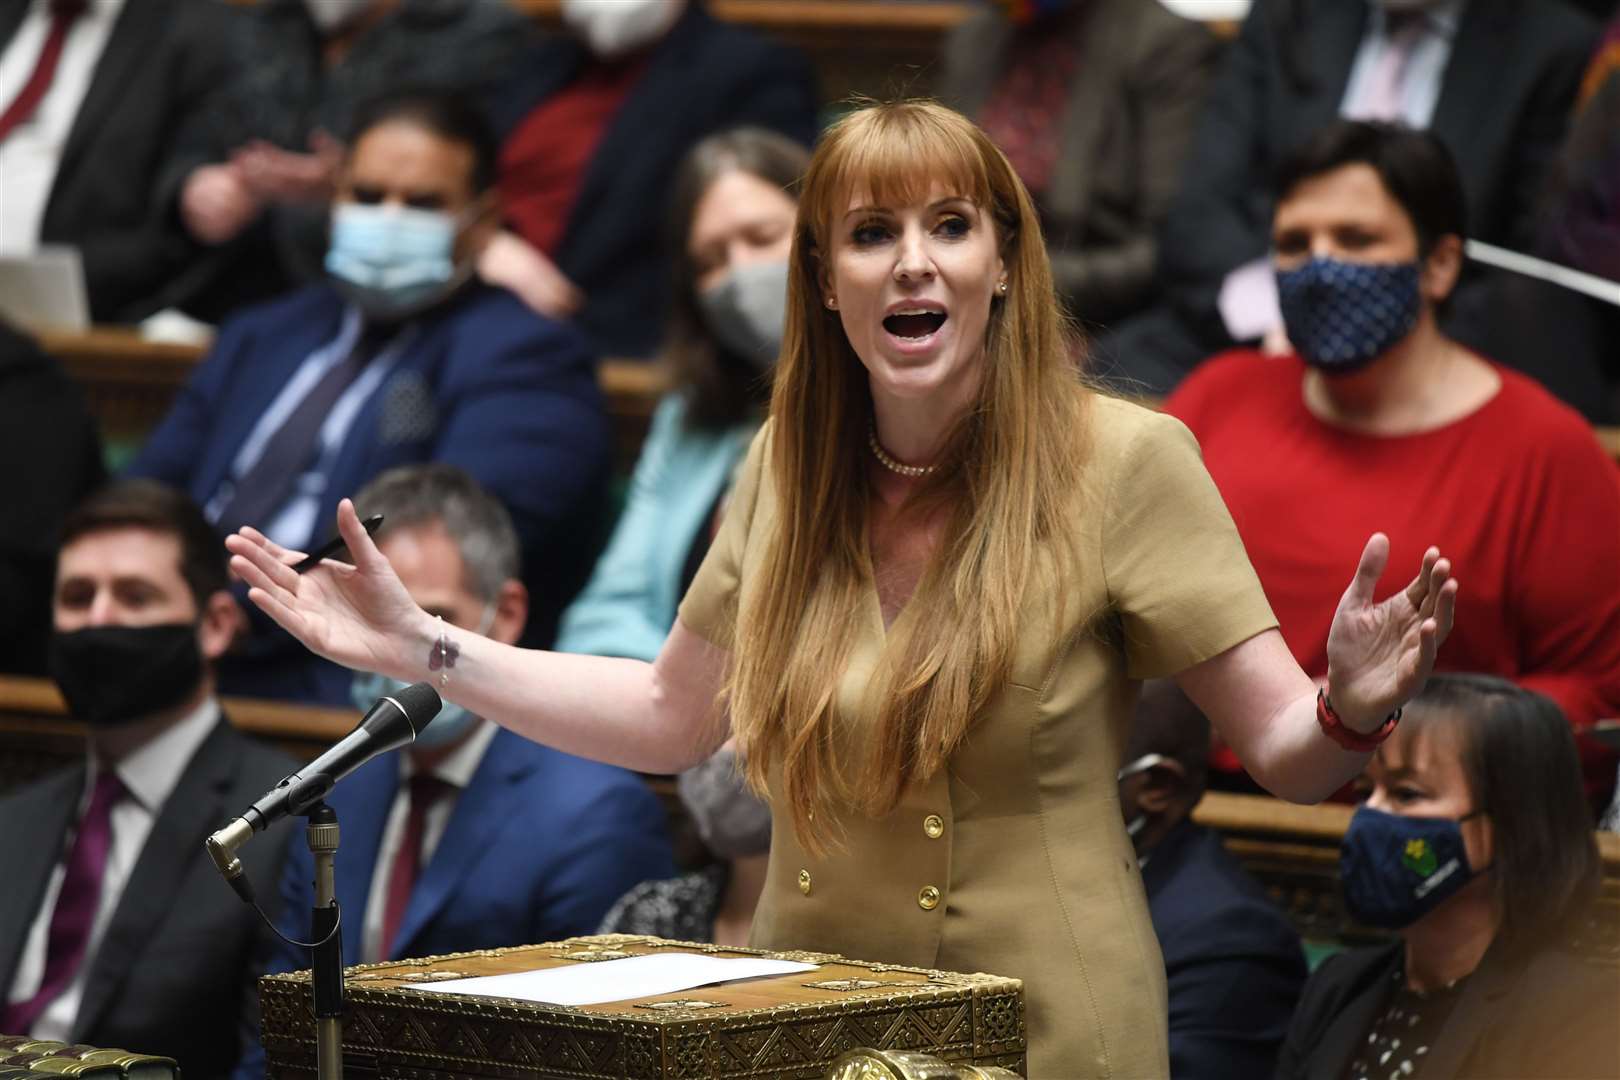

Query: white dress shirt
[1340,0,1466,128]
[1217,0,1468,343]
[359,719,497,964]
[0,0,125,255]
[6,697,220,1041]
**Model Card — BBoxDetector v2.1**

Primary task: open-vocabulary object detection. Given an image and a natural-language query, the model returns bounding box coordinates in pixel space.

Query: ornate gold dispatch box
[259,934,1025,1079]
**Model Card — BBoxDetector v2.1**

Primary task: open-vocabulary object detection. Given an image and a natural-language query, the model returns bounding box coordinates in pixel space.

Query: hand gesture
[180,163,262,245]
[231,131,342,205]
[477,230,585,318]
[225,500,428,679]
[1325,534,1458,731]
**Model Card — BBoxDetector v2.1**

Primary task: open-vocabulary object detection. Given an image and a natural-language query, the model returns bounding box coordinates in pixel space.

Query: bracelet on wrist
[1315,687,1401,752]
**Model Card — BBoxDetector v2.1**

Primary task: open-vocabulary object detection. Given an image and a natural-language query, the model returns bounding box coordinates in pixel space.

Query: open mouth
[882,311,948,339]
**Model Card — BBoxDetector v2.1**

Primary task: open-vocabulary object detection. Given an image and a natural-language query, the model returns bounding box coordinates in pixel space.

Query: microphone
[206,682,441,901]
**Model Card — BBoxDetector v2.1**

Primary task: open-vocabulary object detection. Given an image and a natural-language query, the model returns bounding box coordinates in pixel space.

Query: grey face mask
[696,259,789,371]
[677,747,772,860]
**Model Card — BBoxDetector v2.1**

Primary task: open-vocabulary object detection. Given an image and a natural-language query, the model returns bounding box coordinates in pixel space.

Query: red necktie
[0,0,90,145]
[379,775,450,960]
[1,768,124,1035]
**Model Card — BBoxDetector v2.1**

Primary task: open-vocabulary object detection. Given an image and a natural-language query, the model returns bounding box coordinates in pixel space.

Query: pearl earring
[997,280,1008,296]
[825,296,838,310]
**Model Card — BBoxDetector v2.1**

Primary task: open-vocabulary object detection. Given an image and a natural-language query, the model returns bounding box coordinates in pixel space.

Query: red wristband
[1316,688,1401,752]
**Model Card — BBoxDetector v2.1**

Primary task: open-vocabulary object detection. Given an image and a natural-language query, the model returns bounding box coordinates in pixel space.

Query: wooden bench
[0,674,353,781]
[508,0,1239,102]
[223,0,1226,105]
[0,674,708,867]
[1194,789,1620,949]
[35,327,669,474]
[3,673,1613,948]
[215,0,974,103]
[1595,426,1620,463]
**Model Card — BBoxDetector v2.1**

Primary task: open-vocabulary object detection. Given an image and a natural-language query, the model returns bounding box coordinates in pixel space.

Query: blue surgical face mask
[351,671,477,750]
[1276,257,1422,373]
[350,604,493,750]
[1339,804,1486,929]
[326,202,462,319]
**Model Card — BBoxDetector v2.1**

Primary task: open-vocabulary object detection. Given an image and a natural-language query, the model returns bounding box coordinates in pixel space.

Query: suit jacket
[940,0,1220,325]
[233,727,674,1079]
[0,718,298,1077]
[1276,936,1620,1079]
[493,3,818,358]
[0,321,103,676]
[0,0,238,322]
[1142,820,1306,1080]
[127,283,612,702]
[1158,0,1595,349]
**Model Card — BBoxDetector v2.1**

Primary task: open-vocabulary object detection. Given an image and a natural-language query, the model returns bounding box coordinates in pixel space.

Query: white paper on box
[410,953,819,1007]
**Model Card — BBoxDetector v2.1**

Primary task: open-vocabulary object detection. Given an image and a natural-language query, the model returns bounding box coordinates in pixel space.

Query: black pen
[292,514,384,573]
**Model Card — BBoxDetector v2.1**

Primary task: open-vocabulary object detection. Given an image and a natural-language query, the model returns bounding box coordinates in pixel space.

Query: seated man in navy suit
[0,480,297,1076]
[128,89,612,705]
[1122,681,1307,1079]
[234,464,674,1079]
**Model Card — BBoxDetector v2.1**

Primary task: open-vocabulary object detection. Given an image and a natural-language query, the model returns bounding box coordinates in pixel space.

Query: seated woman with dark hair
[1277,674,1617,1079]
[554,128,810,661]
[1166,120,1620,808]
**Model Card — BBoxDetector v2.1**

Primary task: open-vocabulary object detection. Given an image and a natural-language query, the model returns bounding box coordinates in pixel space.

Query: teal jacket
[556,393,757,661]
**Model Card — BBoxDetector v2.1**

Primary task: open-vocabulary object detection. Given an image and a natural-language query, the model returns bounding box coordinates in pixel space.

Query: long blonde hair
[730,101,1093,850]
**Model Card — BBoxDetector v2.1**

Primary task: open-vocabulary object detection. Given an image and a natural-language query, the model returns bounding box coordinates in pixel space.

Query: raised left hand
[1324,534,1458,732]
[231,132,342,204]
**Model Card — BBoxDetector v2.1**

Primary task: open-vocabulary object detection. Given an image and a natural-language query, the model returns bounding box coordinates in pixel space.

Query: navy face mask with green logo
[1340,804,1486,929]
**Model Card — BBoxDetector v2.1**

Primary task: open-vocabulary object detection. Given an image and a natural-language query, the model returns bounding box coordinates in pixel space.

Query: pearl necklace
[867,422,937,478]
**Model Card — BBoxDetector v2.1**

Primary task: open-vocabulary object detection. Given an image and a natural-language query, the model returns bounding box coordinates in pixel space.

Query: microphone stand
[305,802,344,1080]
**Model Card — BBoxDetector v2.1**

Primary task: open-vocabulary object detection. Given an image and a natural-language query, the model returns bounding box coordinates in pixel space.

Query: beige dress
[678,395,1277,1078]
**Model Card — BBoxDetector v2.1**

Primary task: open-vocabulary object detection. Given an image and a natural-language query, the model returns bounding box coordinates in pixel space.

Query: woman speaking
[228,101,1457,1077]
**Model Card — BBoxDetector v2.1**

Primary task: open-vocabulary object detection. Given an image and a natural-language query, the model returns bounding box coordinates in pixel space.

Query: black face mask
[48,624,204,727]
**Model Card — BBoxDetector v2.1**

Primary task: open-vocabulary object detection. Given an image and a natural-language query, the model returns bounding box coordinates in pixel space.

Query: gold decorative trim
[260,934,1026,1078]
[552,948,634,962]
[803,978,887,992]
[347,969,472,983]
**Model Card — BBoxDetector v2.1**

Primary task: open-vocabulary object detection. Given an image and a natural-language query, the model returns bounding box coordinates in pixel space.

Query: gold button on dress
[677,400,1279,1078]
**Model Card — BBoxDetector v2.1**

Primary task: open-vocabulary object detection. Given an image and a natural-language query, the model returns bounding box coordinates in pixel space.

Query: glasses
[1116,753,1168,782]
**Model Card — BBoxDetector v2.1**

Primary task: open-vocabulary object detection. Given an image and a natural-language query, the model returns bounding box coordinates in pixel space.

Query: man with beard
[130,90,611,705]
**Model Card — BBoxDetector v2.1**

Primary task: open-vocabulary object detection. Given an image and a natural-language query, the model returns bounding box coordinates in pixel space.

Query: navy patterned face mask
[1276,257,1422,373]
[1339,805,1485,929]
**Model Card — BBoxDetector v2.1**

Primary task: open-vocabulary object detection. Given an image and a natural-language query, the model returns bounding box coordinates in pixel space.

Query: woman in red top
[1167,121,1620,807]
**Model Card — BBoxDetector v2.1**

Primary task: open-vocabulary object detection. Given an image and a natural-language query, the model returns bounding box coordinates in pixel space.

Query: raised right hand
[180,163,261,246]
[225,499,428,680]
